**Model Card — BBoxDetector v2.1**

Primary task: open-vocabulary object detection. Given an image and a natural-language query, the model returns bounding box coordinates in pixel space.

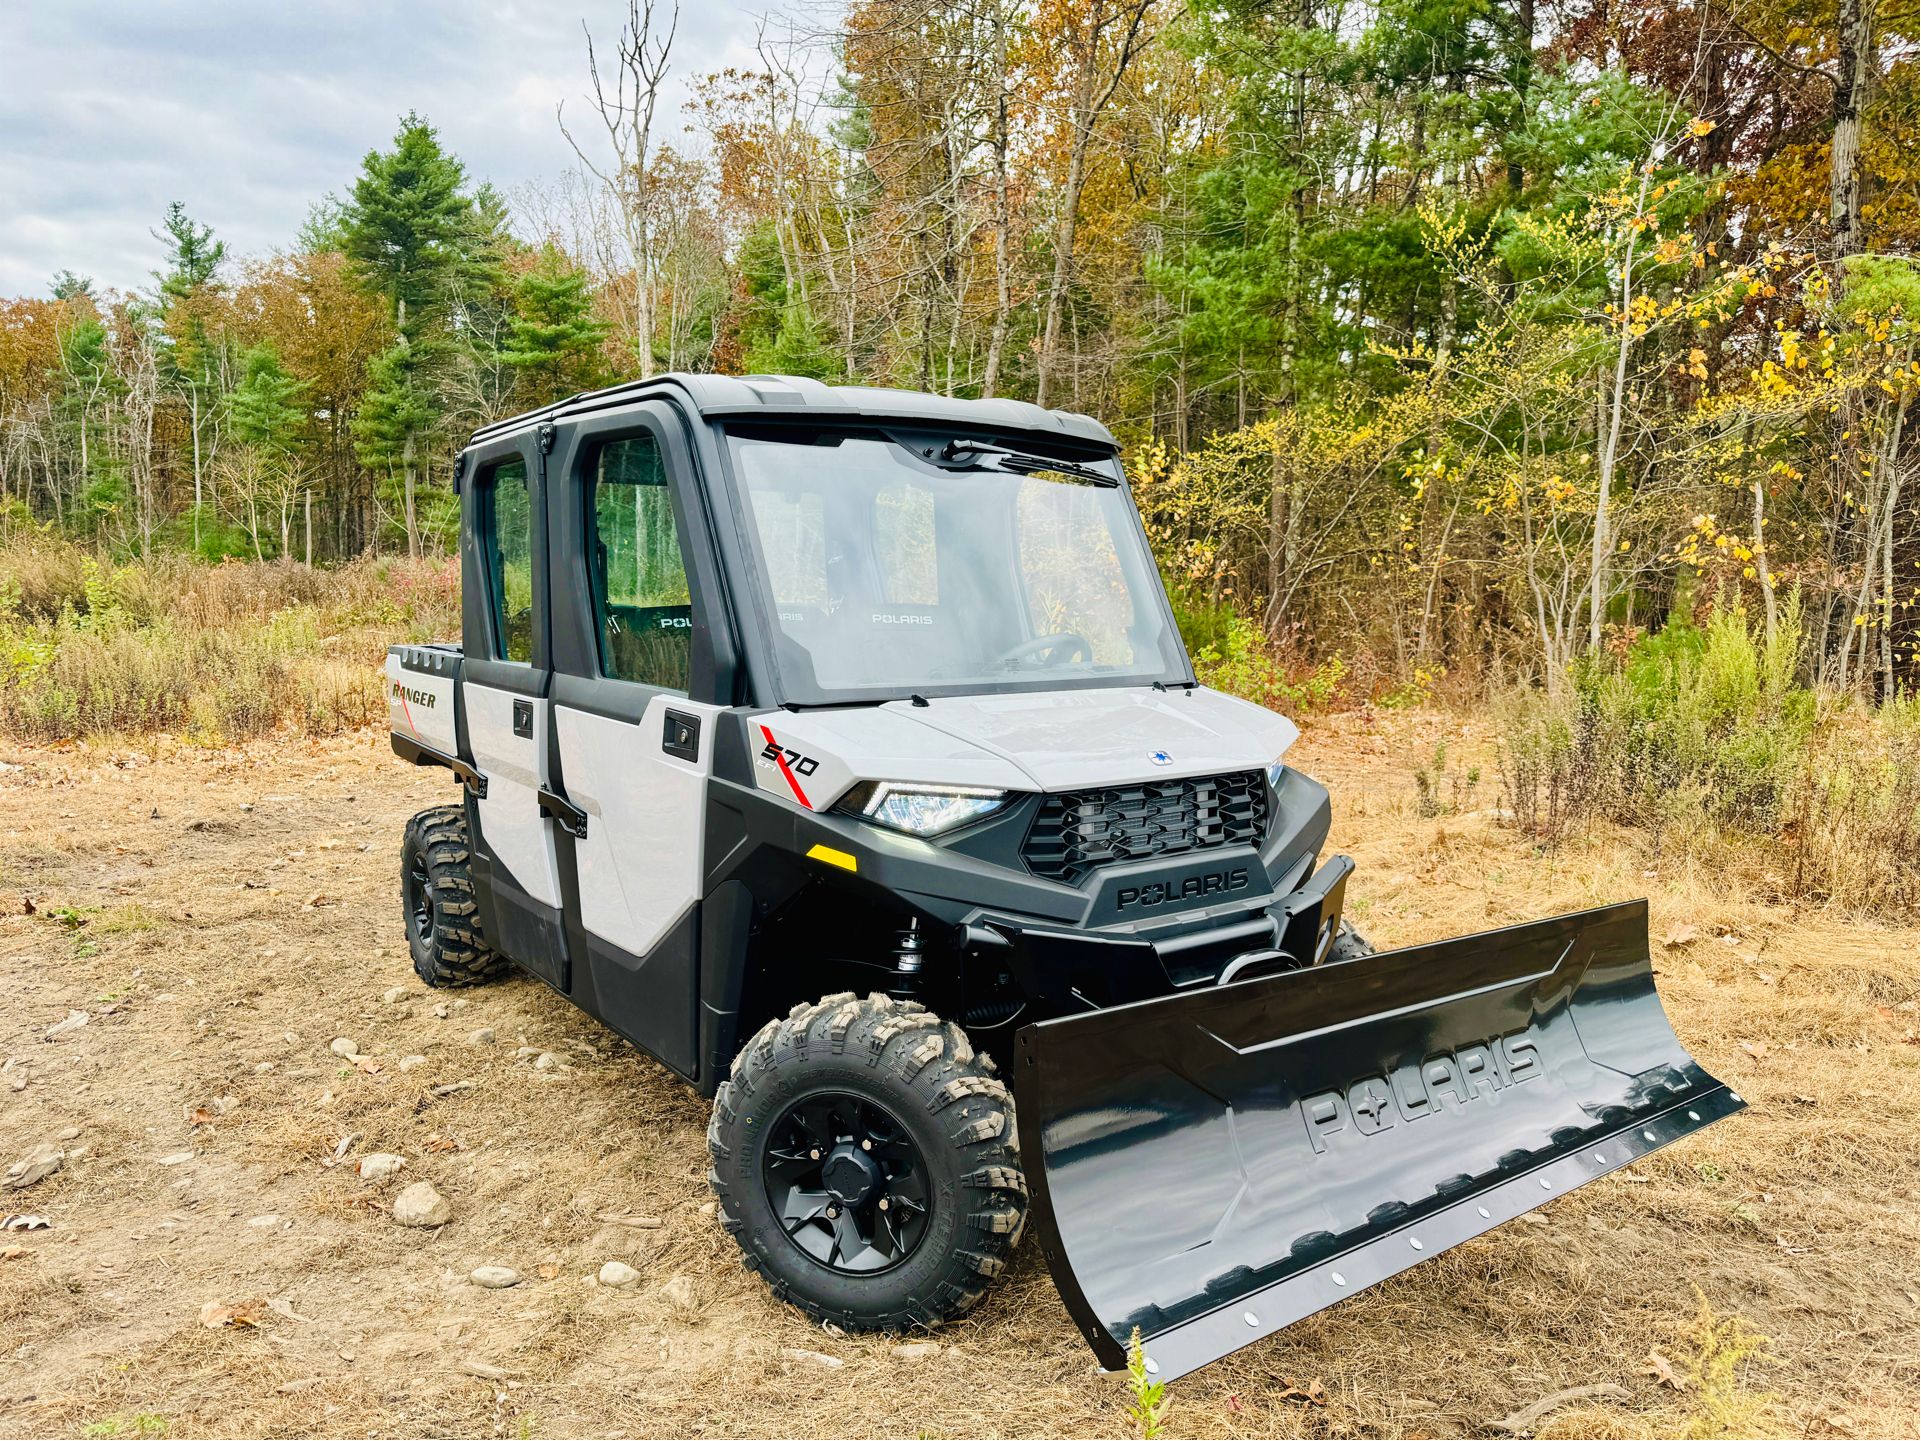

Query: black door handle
[663,709,701,761]
[538,788,588,839]
[513,699,533,738]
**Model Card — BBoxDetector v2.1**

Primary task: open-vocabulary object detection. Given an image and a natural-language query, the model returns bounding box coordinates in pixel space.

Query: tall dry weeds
[0,535,458,743]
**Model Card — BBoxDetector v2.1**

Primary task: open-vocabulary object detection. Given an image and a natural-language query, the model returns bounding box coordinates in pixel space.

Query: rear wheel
[401,805,508,988]
[707,992,1028,1332]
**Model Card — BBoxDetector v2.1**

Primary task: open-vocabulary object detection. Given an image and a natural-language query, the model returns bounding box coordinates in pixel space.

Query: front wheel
[706,993,1028,1332]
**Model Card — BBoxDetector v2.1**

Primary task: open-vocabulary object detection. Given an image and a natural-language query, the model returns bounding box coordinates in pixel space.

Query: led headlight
[836,780,1010,836]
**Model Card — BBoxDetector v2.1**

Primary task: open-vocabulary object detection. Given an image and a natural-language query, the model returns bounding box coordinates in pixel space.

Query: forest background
[0,0,1915,913]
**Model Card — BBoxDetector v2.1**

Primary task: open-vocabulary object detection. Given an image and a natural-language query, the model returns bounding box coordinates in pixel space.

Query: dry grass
[0,717,1911,1440]
[0,535,458,744]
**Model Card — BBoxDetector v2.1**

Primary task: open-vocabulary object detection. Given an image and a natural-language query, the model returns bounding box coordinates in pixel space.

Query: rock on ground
[392,1182,450,1227]
[358,1153,406,1182]
[329,1037,359,1058]
[597,1261,641,1289]
[469,1266,520,1288]
[5,1147,62,1189]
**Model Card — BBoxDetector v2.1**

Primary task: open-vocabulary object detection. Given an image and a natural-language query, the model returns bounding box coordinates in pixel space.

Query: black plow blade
[1011,899,1744,1382]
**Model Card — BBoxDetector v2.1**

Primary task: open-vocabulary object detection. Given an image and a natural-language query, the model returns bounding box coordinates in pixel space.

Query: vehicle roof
[466,372,1118,452]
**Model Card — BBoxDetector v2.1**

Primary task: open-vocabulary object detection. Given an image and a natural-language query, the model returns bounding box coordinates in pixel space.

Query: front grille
[1021,771,1268,885]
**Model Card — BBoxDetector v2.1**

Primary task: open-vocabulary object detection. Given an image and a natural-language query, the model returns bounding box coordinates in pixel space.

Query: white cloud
[0,0,767,297]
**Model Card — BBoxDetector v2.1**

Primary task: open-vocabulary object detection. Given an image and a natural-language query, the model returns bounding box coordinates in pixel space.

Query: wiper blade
[941,439,1119,487]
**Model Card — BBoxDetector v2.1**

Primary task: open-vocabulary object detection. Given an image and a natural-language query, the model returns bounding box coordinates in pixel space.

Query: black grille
[1021,771,1268,884]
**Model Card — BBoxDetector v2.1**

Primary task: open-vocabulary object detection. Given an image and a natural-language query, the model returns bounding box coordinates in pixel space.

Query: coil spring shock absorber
[889,916,924,1001]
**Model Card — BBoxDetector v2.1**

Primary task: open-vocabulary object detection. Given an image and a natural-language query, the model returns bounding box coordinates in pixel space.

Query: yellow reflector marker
[806,844,857,873]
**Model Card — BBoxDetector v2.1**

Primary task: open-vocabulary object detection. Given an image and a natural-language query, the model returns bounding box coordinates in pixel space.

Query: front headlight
[836,780,1010,836]
[1267,758,1289,792]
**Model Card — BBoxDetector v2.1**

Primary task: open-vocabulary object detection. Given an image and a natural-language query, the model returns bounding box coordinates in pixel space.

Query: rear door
[461,437,570,992]
[544,402,732,1080]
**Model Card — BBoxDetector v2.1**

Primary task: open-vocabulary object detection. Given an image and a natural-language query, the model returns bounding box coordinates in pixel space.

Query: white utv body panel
[464,683,563,909]
[749,685,1297,811]
[385,652,456,756]
[556,695,728,957]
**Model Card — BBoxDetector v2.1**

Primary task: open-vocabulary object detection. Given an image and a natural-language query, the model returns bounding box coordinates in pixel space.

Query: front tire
[707,992,1028,1332]
[401,805,508,988]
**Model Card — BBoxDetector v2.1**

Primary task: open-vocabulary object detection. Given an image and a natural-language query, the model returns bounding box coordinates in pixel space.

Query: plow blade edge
[1011,899,1743,1381]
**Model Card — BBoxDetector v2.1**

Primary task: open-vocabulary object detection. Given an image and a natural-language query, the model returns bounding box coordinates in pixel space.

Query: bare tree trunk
[981,3,1013,399]
[1830,0,1878,257]
[561,0,678,377]
[1591,164,1654,652]
[1753,479,1778,643]
[402,433,420,559]
[1036,0,1153,409]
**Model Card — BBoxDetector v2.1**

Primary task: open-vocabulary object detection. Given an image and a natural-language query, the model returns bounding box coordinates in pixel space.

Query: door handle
[537,787,588,839]
[663,709,701,761]
[513,699,533,738]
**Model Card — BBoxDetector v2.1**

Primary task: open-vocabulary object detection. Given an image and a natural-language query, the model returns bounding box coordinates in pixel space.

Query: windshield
[725,431,1188,704]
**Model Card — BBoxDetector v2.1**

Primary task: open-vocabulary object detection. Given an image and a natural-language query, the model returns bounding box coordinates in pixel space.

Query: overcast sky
[0,0,769,299]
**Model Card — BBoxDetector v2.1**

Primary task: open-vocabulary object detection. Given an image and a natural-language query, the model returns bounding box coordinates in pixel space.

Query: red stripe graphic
[758,724,813,809]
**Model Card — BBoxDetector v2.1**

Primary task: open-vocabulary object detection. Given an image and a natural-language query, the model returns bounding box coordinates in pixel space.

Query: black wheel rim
[761,1091,931,1275]
[407,850,433,946]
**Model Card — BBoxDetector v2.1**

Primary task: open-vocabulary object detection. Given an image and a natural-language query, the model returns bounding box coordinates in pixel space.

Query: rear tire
[707,992,1028,1332]
[401,805,507,989]
[1326,918,1376,964]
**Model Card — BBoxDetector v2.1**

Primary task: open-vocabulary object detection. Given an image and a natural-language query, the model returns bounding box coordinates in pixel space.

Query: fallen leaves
[2,1214,50,1231]
[1224,1393,1246,1415]
[536,1264,559,1280]
[1662,922,1700,947]
[1276,1377,1328,1406]
[1742,1040,1771,1065]
[199,1297,267,1328]
[1642,1349,1688,1390]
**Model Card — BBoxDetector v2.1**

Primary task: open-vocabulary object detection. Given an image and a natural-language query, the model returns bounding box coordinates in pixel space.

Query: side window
[588,435,693,692]
[478,458,534,662]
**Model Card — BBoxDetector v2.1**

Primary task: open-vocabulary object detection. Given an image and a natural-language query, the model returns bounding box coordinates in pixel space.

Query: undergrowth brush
[0,534,458,743]
[1498,598,1918,918]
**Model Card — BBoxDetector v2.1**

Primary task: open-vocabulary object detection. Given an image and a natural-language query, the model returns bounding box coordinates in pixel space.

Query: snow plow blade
[1011,899,1743,1382]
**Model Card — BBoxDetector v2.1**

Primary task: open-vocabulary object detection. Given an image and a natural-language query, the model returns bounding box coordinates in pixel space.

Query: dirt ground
[0,715,1914,1441]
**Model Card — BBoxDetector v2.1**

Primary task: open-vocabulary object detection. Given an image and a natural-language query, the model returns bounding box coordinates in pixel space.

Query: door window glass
[478,458,534,662]
[588,435,693,692]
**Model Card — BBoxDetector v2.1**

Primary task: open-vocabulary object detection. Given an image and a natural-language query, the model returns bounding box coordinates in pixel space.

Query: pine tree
[500,245,611,404]
[352,343,439,556]
[152,202,226,302]
[343,113,471,340]
[230,346,306,451]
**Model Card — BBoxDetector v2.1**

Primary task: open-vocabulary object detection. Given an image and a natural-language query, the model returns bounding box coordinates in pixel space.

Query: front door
[546,409,724,1079]
[464,447,569,991]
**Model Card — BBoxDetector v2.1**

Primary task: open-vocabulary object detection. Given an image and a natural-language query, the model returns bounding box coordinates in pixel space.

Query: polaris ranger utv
[388,374,1742,1381]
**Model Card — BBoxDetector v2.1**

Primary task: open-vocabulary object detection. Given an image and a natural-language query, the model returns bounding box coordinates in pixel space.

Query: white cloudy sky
[0,0,771,299]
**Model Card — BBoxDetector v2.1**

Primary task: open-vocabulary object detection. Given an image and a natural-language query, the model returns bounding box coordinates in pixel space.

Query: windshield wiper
[941,439,1119,487]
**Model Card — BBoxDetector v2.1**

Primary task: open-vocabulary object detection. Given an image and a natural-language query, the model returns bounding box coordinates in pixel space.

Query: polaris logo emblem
[1299,1033,1543,1154]
[1117,868,1248,910]
[1149,750,1173,766]
[390,681,436,708]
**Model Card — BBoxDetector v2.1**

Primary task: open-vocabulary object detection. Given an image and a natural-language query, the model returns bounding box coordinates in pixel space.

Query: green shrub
[1498,596,1917,917]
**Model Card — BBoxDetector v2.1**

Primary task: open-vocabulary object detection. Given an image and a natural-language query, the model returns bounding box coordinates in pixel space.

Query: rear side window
[588,435,693,692]
[477,458,534,662]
